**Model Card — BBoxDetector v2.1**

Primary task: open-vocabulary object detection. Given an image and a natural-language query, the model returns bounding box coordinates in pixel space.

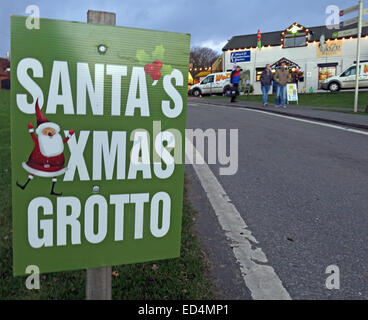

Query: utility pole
[354,0,363,113]
[85,9,115,300]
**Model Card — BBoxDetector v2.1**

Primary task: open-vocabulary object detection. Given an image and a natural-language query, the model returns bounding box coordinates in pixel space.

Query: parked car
[321,62,368,92]
[189,72,231,97]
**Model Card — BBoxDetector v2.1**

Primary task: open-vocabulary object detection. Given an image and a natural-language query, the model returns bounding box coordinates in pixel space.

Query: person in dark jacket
[260,64,273,106]
[230,66,241,102]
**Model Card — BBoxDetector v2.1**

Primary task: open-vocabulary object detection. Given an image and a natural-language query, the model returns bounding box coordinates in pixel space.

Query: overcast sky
[0,0,365,57]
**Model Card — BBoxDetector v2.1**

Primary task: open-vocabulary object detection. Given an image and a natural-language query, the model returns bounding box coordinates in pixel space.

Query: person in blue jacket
[230,66,241,102]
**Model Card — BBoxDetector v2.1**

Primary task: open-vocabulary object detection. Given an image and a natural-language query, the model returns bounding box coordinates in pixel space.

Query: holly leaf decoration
[136,49,151,64]
[152,45,165,61]
[136,45,173,84]
[161,64,173,76]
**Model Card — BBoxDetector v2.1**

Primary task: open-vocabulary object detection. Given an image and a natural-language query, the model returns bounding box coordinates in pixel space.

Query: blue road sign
[230,51,251,63]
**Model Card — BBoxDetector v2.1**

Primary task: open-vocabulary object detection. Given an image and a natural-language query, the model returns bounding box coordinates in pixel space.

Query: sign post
[10,10,190,300]
[85,10,116,300]
[338,1,366,112]
[354,0,364,113]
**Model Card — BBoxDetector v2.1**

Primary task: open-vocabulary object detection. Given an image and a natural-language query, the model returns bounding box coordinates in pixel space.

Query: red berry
[151,65,159,73]
[153,60,163,70]
[152,71,161,80]
[144,64,153,74]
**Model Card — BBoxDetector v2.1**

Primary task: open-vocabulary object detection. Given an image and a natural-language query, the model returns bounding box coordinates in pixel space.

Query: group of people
[260,61,289,108]
[229,61,289,108]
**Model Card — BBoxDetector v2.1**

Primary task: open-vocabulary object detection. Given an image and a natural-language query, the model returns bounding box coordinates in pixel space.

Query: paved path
[193,97,368,128]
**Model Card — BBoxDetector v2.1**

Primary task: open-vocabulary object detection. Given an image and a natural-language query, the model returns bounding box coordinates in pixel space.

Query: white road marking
[188,102,368,136]
[185,137,292,300]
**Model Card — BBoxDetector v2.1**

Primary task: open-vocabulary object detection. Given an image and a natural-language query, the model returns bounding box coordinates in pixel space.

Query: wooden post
[86,266,112,300]
[85,10,116,300]
[87,10,116,26]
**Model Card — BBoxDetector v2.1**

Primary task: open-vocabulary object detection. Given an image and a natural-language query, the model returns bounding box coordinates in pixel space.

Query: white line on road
[185,137,292,300]
[189,102,368,136]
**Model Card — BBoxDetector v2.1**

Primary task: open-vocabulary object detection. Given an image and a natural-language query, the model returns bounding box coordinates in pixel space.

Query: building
[194,70,212,82]
[189,56,223,84]
[0,57,10,89]
[211,56,223,73]
[222,22,368,94]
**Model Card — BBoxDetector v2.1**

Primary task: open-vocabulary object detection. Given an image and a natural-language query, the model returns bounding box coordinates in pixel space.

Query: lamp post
[354,0,363,113]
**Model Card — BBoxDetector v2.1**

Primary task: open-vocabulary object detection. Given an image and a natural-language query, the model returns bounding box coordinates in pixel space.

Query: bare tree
[190,47,219,72]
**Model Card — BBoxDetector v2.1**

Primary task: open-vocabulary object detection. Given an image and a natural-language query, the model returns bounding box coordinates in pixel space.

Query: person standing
[230,66,241,102]
[260,64,273,106]
[274,62,289,108]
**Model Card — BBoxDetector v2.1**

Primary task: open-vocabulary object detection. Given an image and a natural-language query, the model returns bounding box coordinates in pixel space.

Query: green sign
[11,16,190,276]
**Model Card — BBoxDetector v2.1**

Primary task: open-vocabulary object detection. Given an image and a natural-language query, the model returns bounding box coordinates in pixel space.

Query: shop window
[295,35,307,47]
[282,23,309,49]
[283,33,306,48]
[318,65,337,89]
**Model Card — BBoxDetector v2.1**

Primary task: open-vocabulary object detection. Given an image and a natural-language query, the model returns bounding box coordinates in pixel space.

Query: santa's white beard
[38,133,64,157]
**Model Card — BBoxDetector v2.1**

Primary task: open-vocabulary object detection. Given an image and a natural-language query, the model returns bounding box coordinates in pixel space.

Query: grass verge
[0,89,215,300]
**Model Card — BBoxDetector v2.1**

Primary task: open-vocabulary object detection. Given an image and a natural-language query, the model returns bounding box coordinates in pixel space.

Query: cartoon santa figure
[16,99,74,195]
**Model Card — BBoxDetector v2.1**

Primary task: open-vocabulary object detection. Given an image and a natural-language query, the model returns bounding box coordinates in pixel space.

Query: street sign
[332,28,358,38]
[230,51,251,63]
[340,4,359,16]
[339,16,359,28]
[10,15,190,276]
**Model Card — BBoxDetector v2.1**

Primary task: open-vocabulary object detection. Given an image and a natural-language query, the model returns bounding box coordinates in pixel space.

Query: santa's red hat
[34,99,60,135]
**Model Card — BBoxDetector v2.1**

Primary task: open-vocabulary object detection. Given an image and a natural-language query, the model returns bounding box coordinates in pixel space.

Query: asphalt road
[185,99,368,300]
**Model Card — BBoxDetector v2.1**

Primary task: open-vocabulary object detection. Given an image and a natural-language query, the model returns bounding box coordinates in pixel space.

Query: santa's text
[16,58,183,117]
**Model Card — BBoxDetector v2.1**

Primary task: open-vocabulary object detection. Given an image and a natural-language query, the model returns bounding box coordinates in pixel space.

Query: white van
[189,72,231,97]
[321,62,368,92]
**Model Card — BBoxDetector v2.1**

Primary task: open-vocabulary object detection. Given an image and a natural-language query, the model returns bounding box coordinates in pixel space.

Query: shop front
[222,22,368,94]
[317,63,337,89]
